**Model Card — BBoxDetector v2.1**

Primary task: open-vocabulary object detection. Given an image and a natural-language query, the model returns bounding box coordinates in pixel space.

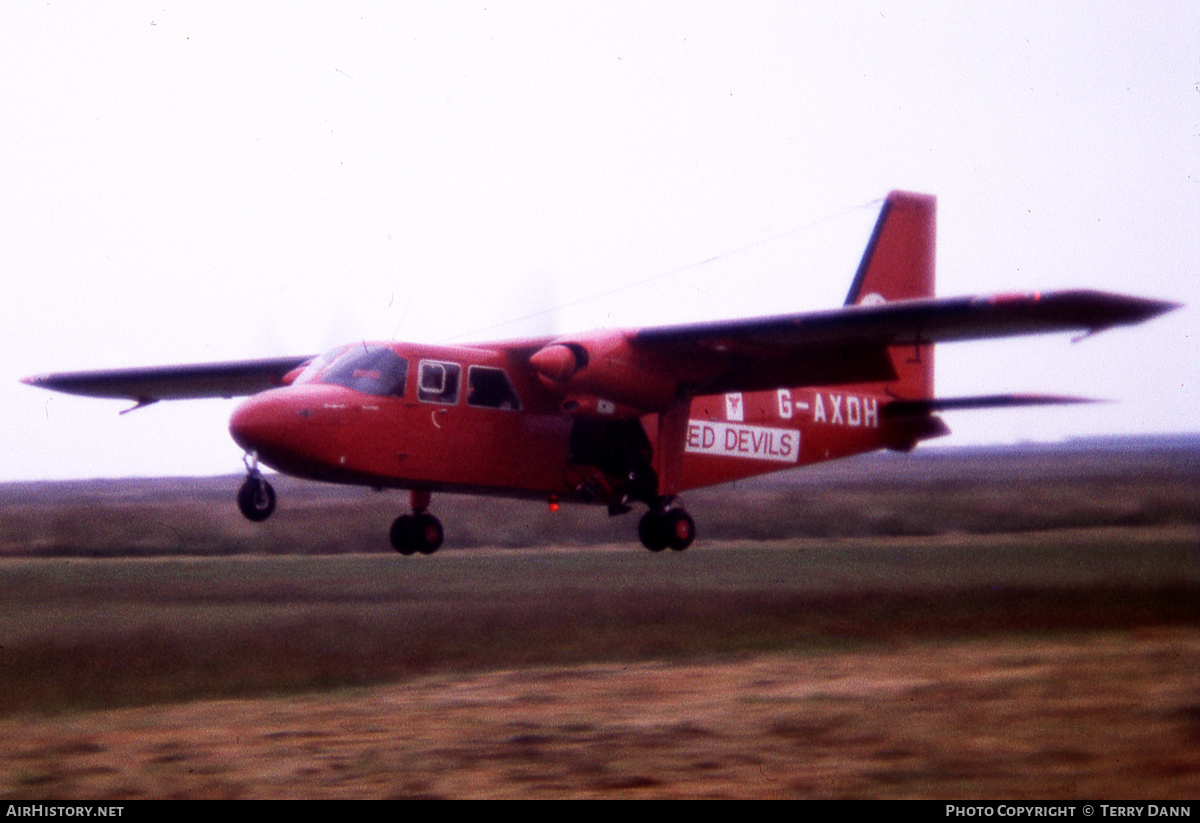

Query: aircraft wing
[637,290,1176,350]
[21,356,315,404]
[633,289,1179,393]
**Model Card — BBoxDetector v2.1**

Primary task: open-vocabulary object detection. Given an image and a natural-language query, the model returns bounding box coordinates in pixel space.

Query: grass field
[3,436,1197,557]
[0,436,1196,797]
[2,527,1196,717]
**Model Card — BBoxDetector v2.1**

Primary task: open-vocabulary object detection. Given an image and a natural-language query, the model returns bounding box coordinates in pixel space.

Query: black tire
[237,476,275,522]
[638,510,668,552]
[662,509,695,551]
[413,513,444,555]
[390,515,418,555]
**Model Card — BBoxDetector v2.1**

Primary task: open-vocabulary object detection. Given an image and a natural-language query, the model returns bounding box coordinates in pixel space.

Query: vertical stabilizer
[845,191,937,398]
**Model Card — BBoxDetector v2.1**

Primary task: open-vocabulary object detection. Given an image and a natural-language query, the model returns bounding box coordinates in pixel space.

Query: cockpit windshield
[305,345,409,397]
[292,348,344,385]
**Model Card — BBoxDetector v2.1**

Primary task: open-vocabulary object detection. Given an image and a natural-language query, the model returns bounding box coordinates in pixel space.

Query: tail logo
[859,292,886,306]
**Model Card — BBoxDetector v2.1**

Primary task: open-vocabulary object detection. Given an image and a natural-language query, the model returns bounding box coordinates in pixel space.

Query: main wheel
[638,508,695,552]
[638,510,668,552]
[390,514,418,555]
[390,513,443,555]
[237,476,276,522]
[662,509,695,552]
[413,512,444,555]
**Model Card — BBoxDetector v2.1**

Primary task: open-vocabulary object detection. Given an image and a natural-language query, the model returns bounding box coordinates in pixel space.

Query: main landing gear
[233,454,685,555]
[389,489,444,556]
[637,501,695,553]
[237,452,276,522]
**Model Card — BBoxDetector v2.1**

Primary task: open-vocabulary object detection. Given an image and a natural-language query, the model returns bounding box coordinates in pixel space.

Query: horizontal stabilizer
[882,393,1099,418]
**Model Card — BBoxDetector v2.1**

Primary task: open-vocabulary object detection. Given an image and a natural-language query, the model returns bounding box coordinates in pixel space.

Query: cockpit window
[417,360,461,404]
[321,346,408,397]
[293,348,345,385]
[467,366,521,410]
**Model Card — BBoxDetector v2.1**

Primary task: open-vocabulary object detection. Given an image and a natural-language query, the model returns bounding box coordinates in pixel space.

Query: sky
[2,2,1196,481]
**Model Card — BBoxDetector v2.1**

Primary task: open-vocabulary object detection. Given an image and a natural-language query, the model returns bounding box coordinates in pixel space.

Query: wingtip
[1147,298,1184,319]
[1087,295,1183,336]
[1037,290,1183,334]
[1120,293,1182,322]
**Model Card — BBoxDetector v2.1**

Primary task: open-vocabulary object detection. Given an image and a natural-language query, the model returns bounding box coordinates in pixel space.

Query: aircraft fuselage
[228,339,912,504]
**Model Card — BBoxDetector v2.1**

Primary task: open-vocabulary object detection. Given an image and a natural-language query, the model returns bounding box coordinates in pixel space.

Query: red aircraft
[22,192,1178,554]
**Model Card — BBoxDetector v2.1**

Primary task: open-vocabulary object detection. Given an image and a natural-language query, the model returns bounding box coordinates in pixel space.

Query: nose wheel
[237,473,276,522]
[390,489,444,555]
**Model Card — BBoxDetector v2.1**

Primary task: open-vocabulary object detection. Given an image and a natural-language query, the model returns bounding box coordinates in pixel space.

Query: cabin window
[467,366,521,410]
[418,360,461,404]
[321,346,408,397]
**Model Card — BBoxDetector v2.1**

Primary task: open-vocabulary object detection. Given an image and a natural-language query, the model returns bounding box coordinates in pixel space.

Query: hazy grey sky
[3,2,1196,480]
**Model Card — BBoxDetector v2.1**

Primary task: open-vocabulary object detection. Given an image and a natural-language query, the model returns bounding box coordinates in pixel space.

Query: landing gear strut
[237,452,275,522]
[638,501,695,552]
[390,489,444,556]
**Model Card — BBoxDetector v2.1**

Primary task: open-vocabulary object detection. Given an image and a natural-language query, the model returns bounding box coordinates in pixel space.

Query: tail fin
[845,191,937,398]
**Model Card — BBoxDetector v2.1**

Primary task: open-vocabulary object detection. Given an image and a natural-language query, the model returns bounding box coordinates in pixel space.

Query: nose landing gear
[390,489,444,556]
[237,452,276,522]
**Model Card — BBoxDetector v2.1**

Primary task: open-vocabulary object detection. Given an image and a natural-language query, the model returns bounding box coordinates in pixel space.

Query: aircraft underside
[230,384,915,555]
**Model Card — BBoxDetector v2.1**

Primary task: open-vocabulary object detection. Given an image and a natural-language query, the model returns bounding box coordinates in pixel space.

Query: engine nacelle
[529,330,678,413]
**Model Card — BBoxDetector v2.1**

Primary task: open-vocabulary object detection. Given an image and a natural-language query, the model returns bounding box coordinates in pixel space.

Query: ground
[1,439,1196,799]
[2,630,1196,799]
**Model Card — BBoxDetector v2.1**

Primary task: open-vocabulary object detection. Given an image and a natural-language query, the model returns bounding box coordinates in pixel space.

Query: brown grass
[0,528,1195,716]
[0,438,1195,797]
[0,631,1195,798]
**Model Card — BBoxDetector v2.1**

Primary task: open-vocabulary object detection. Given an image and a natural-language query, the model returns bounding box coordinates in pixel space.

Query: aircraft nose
[229,385,348,477]
[229,391,290,455]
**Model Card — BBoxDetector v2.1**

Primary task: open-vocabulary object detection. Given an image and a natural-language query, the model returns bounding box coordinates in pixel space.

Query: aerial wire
[436,196,883,344]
